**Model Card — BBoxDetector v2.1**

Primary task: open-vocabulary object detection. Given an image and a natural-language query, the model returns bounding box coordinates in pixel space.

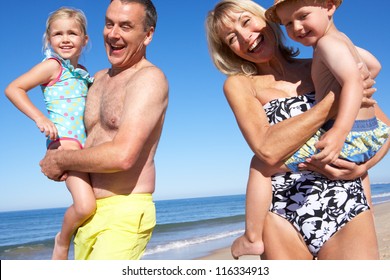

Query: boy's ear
[326,0,337,16]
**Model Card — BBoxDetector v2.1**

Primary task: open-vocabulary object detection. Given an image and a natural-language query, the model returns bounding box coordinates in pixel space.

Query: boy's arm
[302,104,389,179]
[312,36,363,163]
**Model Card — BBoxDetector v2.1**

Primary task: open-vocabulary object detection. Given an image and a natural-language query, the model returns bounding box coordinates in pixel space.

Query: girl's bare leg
[51,141,96,260]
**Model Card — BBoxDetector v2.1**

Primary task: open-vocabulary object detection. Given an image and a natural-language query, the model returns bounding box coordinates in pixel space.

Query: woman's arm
[224,63,377,174]
[224,75,337,168]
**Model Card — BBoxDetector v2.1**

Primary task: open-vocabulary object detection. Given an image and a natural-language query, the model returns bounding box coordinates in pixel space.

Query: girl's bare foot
[231,234,264,259]
[52,232,69,260]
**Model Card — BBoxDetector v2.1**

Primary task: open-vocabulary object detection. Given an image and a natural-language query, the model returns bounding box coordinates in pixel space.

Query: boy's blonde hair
[265,0,342,24]
[205,0,298,76]
[43,7,88,51]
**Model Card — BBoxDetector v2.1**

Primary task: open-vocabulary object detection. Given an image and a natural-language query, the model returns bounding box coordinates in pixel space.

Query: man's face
[104,0,151,69]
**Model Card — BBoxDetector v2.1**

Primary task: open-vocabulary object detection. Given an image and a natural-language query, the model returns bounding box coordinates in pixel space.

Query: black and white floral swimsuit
[263,93,370,257]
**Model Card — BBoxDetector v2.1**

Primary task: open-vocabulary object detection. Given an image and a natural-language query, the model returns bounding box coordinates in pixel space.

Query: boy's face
[276,0,333,47]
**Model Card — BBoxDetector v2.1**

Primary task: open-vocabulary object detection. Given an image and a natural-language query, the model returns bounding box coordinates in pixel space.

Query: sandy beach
[198,201,390,260]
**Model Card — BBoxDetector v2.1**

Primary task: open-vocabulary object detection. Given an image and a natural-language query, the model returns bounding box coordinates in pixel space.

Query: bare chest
[84,76,126,137]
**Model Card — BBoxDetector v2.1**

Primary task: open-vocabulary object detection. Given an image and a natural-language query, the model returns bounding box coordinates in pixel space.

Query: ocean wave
[143,229,244,256]
[154,214,245,232]
[372,192,390,198]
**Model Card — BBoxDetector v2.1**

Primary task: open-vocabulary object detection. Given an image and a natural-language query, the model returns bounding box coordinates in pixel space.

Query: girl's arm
[5,60,61,140]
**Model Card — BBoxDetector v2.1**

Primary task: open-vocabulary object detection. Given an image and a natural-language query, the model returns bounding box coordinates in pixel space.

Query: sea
[1,183,389,260]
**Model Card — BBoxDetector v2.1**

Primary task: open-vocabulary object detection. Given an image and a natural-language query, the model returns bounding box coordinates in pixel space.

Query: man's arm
[40,66,168,180]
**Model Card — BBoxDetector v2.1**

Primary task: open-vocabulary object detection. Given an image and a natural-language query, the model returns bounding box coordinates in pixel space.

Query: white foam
[143,229,244,256]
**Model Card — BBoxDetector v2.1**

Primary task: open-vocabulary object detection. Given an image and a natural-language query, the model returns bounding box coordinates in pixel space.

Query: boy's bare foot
[52,232,69,260]
[231,234,264,260]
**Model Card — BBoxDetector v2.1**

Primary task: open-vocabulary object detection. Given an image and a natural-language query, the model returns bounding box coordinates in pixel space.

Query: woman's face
[218,11,276,64]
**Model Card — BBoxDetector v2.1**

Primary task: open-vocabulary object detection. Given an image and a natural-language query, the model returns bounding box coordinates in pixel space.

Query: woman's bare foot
[231,234,264,259]
[52,232,69,260]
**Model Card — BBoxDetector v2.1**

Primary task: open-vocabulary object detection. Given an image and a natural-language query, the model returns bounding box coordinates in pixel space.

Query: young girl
[5,7,95,260]
[229,0,389,258]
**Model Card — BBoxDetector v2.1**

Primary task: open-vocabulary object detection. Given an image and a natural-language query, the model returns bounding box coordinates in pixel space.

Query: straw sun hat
[265,0,343,24]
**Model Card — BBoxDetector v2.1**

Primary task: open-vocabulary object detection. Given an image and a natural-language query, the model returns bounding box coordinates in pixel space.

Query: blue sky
[1,0,389,211]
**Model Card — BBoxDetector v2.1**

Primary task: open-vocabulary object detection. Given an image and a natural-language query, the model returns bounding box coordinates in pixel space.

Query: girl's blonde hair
[205,0,299,76]
[43,7,88,51]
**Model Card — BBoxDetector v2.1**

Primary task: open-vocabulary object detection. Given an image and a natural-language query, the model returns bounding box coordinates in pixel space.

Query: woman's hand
[359,62,377,108]
[298,157,367,180]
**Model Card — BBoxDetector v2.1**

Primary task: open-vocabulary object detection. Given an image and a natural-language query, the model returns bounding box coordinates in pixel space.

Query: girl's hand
[298,157,367,181]
[35,116,58,140]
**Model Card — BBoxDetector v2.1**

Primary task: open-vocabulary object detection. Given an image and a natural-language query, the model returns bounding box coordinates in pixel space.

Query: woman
[206,0,389,259]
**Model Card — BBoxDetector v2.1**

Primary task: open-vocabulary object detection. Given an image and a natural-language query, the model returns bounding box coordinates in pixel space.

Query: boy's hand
[311,128,346,164]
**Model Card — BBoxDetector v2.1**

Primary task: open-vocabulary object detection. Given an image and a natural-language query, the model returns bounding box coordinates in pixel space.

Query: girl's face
[49,17,88,66]
[219,11,277,64]
[277,1,334,47]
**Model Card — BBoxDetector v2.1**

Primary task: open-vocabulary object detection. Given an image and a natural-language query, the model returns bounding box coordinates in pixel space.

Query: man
[40,0,168,260]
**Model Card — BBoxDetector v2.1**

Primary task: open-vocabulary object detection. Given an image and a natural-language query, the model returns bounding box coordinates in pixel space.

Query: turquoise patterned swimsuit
[40,50,94,148]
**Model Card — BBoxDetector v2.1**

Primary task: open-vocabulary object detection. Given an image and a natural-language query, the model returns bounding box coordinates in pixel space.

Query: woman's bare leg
[317,210,379,259]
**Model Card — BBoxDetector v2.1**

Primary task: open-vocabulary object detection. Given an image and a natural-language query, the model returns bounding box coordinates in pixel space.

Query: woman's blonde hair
[43,7,88,51]
[205,0,299,76]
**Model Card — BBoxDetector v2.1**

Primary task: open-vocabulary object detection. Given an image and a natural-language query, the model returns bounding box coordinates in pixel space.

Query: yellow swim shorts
[74,193,156,260]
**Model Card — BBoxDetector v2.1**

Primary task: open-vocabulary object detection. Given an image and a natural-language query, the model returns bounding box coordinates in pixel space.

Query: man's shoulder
[93,68,109,81]
[138,63,164,76]
[132,62,168,87]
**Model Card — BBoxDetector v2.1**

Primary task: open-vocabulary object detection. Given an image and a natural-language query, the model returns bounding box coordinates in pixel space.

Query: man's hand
[40,149,68,182]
